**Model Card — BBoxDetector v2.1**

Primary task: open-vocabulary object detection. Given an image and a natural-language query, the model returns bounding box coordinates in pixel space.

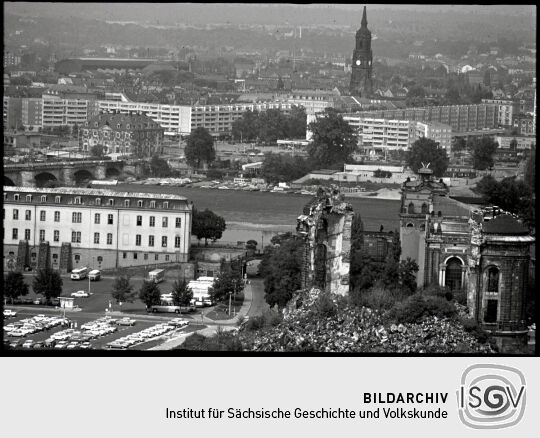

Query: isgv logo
[457,364,526,429]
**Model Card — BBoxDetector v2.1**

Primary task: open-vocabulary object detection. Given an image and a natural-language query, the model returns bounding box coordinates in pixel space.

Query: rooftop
[433,196,474,217]
[483,214,530,235]
[4,186,189,202]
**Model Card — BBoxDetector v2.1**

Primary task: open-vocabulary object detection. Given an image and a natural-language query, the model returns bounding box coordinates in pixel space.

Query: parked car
[71,290,89,298]
[3,309,17,318]
[116,318,136,326]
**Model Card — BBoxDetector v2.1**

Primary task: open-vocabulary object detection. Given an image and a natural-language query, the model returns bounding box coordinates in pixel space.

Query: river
[112,184,401,248]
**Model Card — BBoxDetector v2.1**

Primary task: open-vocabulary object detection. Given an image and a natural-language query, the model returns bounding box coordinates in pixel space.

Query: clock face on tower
[356,60,361,66]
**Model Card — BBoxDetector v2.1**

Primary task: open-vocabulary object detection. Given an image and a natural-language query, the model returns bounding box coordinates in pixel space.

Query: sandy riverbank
[344,188,402,201]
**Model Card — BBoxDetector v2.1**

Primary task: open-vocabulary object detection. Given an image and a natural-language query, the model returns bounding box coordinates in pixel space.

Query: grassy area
[205,292,244,321]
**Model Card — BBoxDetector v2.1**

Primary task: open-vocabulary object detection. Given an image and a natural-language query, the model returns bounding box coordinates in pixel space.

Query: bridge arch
[105,167,121,178]
[35,172,58,188]
[4,176,16,186]
[73,169,95,185]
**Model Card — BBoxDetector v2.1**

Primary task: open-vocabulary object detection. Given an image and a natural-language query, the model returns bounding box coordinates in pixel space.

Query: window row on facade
[9,228,183,248]
[6,209,182,227]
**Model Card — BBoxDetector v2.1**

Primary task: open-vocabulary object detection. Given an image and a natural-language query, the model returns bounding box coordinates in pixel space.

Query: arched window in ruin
[406,223,414,228]
[486,266,499,293]
[421,203,428,214]
[445,257,463,291]
[408,202,415,214]
[315,217,328,241]
[313,244,327,289]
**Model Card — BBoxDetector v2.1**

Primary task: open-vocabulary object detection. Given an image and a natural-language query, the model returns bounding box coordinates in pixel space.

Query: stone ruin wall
[296,186,354,296]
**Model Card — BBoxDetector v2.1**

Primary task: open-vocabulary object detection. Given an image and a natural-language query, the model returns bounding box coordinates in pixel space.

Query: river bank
[111,183,401,247]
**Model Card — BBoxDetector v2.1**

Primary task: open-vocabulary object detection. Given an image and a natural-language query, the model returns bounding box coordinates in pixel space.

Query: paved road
[247,278,270,317]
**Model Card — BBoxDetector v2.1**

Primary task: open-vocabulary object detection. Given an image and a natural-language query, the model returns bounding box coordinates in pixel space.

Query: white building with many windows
[3,186,192,272]
[98,100,292,137]
[342,115,452,155]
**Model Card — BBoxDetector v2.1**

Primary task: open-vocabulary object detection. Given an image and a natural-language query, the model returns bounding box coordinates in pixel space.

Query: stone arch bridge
[4,159,145,187]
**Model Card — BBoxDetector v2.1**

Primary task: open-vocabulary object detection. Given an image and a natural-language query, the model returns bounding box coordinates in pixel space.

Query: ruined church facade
[296,187,354,296]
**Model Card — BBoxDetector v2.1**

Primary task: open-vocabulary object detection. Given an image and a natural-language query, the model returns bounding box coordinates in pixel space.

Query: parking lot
[3,309,203,351]
[16,272,203,316]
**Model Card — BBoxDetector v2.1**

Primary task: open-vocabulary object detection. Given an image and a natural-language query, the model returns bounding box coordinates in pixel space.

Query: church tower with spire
[349,6,373,97]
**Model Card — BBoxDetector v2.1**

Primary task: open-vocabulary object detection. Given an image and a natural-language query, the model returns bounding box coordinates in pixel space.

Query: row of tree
[231,106,307,144]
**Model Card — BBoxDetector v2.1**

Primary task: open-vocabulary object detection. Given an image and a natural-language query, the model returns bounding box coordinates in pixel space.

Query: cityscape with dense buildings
[2,3,536,354]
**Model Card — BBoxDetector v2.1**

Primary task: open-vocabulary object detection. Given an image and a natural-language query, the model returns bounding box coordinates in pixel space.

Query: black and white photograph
[2,3,537,355]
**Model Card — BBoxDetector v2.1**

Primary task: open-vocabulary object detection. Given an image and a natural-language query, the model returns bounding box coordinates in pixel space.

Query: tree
[32,267,63,304]
[231,109,259,142]
[138,280,162,308]
[470,137,498,170]
[398,258,419,295]
[445,86,461,105]
[4,271,29,304]
[259,234,303,309]
[185,127,215,168]
[452,137,467,155]
[191,208,227,246]
[261,154,311,184]
[475,175,534,227]
[90,144,106,158]
[407,137,449,177]
[286,105,307,139]
[209,259,244,302]
[257,109,288,144]
[111,274,136,304]
[307,108,357,168]
[171,279,193,306]
[145,154,172,177]
[405,85,426,107]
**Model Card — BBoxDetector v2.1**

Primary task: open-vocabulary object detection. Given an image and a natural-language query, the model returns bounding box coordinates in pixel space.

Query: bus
[148,269,165,284]
[88,269,101,281]
[146,299,195,313]
[71,267,88,280]
[148,305,181,314]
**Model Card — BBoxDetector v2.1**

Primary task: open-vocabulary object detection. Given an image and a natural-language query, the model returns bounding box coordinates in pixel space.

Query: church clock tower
[349,6,373,97]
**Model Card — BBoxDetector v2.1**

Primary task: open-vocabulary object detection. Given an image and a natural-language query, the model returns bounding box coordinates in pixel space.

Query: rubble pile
[240,288,495,353]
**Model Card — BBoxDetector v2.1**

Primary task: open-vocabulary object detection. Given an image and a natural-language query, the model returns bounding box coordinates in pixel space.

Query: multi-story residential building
[16,95,295,138]
[345,117,416,151]
[41,94,100,128]
[342,116,452,154]
[98,100,292,137]
[482,98,519,127]
[513,114,535,136]
[346,103,498,133]
[495,135,536,150]
[415,121,452,152]
[98,100,193,135]
[190,102,291,137]
[286,90,335,115]
[3,186,192,272]
[81,113,164,157]
[21,98,43,130]
[4,51,21,68]
[3,96,22,130]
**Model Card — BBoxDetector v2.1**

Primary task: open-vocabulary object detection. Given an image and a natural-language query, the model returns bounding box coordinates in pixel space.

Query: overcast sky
[5,3,535,21]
